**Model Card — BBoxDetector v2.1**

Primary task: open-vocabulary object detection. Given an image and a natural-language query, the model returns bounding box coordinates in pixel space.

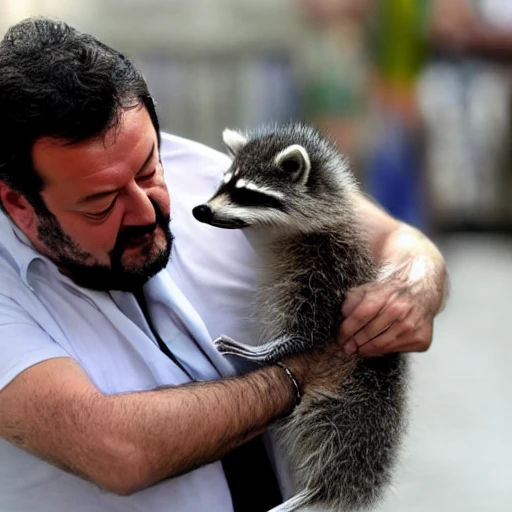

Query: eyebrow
[77,143,156,205]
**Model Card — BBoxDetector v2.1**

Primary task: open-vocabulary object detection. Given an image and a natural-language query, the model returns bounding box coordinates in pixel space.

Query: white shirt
[0,133,267,512]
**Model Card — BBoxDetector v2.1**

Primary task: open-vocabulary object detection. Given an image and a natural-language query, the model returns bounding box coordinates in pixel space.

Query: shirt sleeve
[0,294,71,391]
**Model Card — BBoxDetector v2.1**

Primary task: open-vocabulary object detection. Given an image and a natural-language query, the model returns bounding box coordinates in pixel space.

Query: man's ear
[0,182,37,230]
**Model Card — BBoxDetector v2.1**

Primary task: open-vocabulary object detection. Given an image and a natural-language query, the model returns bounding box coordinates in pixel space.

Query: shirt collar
[0,210,45,290]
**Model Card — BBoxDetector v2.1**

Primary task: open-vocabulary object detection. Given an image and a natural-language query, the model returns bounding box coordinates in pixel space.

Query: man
[0,18,447,512]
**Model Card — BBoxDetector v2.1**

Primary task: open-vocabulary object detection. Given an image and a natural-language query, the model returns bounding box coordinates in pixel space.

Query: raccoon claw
[214,335,274,363]
[214,335,243,354]
[214,334,258,358]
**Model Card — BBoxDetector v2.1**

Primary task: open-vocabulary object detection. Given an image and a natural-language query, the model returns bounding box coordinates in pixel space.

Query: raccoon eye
[231,188,285,211]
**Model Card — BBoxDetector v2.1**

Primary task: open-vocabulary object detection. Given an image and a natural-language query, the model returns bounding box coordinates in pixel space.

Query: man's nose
[122,184,156,226]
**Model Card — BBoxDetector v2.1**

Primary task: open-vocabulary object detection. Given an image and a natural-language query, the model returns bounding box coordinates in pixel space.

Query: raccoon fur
[192,123,408,512]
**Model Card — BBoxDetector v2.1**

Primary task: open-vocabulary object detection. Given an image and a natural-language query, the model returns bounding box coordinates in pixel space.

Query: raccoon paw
[214,334,256,357]
[214,335,275,363]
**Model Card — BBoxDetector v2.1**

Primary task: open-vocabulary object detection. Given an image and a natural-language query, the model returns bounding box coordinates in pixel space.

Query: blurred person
[429,0,512,62]
[298,0,512,232]
[0,18,447,512]
[421,0,512,229]
[363,0,432,230]
[295,0,372,170]
[297,0,432,229]
[297,0,372,27]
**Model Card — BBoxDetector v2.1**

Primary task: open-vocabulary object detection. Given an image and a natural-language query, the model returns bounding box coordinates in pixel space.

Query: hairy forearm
[2,360,294,495]
[101,367,292,490]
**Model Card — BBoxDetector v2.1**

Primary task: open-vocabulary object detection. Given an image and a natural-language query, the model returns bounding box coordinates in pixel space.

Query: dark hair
[0,17,161,209]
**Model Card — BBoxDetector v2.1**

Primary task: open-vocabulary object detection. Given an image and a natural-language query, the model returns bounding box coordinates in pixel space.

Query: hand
[338,274,436,358]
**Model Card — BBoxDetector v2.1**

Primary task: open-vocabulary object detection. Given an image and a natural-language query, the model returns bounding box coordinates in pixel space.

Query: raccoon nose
[192,204,213,223]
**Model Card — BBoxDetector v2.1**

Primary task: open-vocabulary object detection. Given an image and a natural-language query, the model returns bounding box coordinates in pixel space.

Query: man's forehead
[33,134,116,171]
[32,107,156,188]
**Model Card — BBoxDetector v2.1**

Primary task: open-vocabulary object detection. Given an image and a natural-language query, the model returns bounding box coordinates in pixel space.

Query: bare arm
[338,193,448,356]
[0,355,309,495]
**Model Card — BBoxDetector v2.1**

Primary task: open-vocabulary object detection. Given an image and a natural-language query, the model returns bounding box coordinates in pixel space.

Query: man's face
[29,105,172,291]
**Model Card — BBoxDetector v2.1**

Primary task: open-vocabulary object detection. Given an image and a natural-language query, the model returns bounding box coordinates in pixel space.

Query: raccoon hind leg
[277,357,407,511]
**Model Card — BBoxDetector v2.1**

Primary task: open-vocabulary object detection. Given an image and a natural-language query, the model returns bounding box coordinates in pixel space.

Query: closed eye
[136,168,157,182]
[83,199,117,220]
[231,188,286,211]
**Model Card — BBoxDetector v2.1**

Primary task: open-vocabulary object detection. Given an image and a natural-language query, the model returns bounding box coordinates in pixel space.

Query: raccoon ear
[274,144,311,185]
[223,129,248,157]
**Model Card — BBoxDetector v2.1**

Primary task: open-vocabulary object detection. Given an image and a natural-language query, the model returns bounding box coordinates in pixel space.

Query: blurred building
[2,0,511,233]
[1,0,305,150]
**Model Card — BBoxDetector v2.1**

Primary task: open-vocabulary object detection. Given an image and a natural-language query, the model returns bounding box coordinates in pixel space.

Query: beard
[35,197,173,292]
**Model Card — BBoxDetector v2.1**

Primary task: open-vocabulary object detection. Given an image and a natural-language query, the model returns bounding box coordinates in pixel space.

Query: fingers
[351,300,412,348]
[341,285,368,318]
[339,281,436,357]
[340,285,393,342]
[357,320,433,357]
[355,321,406,357]
[340,287,407,350]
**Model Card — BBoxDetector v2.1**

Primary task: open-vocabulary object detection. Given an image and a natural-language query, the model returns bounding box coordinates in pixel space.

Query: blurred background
[1,0,511,510]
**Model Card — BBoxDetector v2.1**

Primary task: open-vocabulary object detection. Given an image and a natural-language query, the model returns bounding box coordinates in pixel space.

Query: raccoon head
[193,125,354,233]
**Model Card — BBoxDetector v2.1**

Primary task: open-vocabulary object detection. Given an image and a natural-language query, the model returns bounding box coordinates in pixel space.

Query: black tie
[221,435,283,512]
[134,290,283,511]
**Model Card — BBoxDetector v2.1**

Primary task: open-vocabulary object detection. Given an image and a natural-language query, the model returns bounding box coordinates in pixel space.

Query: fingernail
[344,340,357,355]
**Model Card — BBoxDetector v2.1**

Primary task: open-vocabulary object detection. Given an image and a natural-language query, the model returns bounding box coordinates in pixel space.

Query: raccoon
[192,124,408,512]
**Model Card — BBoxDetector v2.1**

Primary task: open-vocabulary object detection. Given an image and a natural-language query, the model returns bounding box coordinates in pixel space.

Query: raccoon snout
[192,204,214,224]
